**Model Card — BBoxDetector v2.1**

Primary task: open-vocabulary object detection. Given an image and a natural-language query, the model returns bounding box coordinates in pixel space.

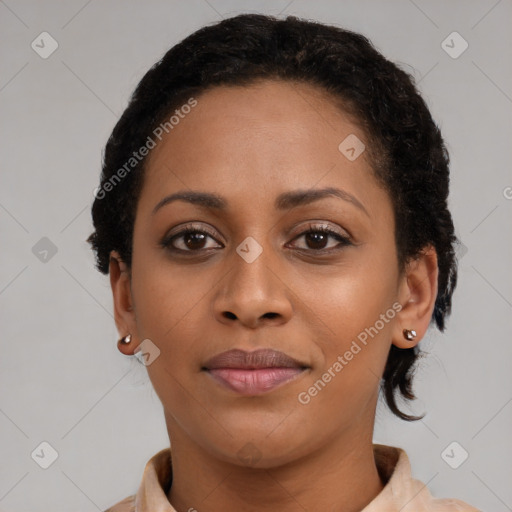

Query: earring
[119,334,132,344]
[403,329,417,341]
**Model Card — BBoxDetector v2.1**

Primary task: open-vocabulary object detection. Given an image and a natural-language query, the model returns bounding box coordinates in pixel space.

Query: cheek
[300,254,398,342]
[292,275,397,436]
[131,254,203,339]
[295,245,399,393]
[130,262,204,411]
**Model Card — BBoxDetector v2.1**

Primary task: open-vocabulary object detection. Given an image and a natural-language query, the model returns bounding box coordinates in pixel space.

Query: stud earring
[119,334,132,344]
[403,329,417,341]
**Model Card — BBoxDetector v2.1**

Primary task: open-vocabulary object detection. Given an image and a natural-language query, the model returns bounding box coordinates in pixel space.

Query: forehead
[138,79,385,217]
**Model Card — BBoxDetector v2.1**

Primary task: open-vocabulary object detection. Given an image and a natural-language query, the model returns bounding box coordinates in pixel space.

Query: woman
[88,13,479,512]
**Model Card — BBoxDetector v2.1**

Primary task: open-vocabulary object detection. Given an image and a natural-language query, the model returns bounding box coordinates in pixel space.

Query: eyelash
[160,223,352,255]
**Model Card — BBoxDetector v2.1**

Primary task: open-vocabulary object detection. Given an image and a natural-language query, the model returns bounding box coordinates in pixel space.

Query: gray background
[1,0,511,510]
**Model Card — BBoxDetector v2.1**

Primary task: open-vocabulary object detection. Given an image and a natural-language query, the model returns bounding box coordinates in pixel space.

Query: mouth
[202,348,309,396]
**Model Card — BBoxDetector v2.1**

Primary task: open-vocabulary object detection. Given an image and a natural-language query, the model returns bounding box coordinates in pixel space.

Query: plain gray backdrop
[1,0,511,510]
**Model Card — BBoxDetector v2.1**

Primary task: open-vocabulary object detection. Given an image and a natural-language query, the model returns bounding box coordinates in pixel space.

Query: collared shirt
[104,444,480,511]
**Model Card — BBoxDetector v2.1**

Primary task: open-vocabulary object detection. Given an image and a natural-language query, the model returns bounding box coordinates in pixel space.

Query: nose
[212,245,293,329]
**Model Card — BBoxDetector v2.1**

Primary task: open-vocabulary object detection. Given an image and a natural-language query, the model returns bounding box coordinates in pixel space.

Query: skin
[110,79,438,512]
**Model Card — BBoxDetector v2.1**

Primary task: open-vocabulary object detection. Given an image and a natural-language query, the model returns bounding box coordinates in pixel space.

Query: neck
[166,419,384,512]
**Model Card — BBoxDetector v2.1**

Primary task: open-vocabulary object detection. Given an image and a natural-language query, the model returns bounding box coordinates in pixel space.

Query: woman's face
[117,80,411,466]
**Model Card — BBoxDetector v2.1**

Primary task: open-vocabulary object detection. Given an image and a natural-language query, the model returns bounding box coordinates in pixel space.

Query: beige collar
[106,444,479,511]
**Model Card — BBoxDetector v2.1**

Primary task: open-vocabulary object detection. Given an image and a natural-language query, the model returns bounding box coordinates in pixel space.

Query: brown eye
[304,231,330,250]
[162,226,222,253]
[290,226,352,252]
[179,231,208,251]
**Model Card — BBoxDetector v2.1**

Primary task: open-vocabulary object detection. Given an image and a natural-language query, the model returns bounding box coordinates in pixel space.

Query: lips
[203,349,309,395]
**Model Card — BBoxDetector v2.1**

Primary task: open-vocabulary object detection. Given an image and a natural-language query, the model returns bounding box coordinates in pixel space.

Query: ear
[392,245,438,349]
[109,250,138,355]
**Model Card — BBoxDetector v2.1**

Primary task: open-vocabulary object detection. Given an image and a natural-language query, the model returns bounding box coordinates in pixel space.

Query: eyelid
[290,221,350,238]
[167,222,220,237]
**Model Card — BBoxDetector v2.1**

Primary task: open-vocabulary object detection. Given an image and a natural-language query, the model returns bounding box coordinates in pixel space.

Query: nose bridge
[230,233,278,301]
[213,232,292,326]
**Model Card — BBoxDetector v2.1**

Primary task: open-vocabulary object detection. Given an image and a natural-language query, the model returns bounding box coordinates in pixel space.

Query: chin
[201,426,313,469]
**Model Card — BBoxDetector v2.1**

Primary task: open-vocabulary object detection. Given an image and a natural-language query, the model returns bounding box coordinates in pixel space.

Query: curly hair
[87,13,458,421]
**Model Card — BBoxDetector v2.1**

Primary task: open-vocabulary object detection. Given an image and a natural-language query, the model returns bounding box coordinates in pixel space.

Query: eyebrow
[151,187,369,216]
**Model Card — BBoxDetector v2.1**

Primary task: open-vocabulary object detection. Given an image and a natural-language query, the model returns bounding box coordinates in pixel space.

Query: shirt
[104,444,480,511]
